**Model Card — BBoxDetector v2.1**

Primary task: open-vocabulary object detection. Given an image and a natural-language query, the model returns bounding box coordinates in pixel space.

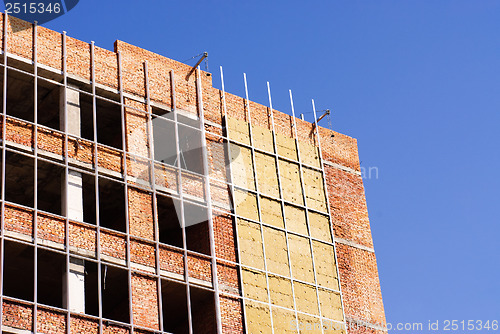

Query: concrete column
[60,86,86,313]
[63,258,86,312]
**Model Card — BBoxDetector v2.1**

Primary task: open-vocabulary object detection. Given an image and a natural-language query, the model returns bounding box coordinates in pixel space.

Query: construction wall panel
[279,159,303,205]
[313,240,339,290]
[252,124,274,154]
[268,275,294,309]
[244,301,272,334]
[276,132,298,161]
[260,197,284,229]
[234,190,259,222]
[288,234,315,284]
[319,289,344,321]
[255,152,279,198]
[237,219,265,270]
[308,212,332,243]
[242,268,268,303]
[230,143,255,191]
[284,204,308,236]
[294,282,319,316]
[271,307,297,334]
[262,226,289,277]
[303,167,327,212]
[227,117,250,145]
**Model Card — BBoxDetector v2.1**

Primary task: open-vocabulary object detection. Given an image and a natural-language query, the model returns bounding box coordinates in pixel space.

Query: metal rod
[0,12,8,334]
[243,73,275,334]
[266,82,300,333]
[196,66,223,334]
[170,70,193,334]
[311,99,348,331]
[220,66,248,333]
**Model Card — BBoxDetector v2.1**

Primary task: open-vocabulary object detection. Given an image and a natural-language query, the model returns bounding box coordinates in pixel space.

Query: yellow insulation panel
[299,141,320,168]
[242,268,268,303]
[229,143,255,191]
[255,152,280,198]
[252,124,274,153]
[227,116,250,145]
[309,212,332,243]
[294,282,319,316]
[312,240,339,290]
[276,132,298,161]
[303,167,327,212]
[262,226,290,277]
[272,307,297,334]
[284,204,308,235]
[244,300,273,334]
[288,234,315,284]
[237,219,265,270]
[234,189,259,221]
[297,313,323,334]
[261,196,284,229]
[319,288,344,321]
[279,159,304,205]
[268,275,294,309]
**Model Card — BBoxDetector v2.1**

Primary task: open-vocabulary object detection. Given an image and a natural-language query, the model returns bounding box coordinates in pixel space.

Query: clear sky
[5,0,499,332]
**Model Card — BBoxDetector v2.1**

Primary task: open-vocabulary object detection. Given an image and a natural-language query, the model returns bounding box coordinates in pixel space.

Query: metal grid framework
[0,15,221,334]
[218,65,347,333]
[0,14,348,334]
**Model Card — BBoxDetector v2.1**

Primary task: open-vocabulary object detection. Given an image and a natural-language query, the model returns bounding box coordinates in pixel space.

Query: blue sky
[5,0,500,331]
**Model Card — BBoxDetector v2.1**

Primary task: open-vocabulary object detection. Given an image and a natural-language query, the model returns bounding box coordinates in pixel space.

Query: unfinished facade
[0,12,386,334]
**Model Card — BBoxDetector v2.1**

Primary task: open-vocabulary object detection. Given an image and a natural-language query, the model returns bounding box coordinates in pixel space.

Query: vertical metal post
[61,27,72,334]
[33,21,39,334]
[143,61,164,332]
[93,41,104,334]
[266,82,300,333]
[196,67,223,334]
[0,12,8,334]
[243,73,275,334]
[287,90,325,333]
[311,99,348,331]
[170,70,193,334]
[220,66,248,333]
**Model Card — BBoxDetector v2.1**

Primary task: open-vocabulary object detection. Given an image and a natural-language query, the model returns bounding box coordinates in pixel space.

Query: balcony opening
[5,151,34,208]
[157,194,183,248]
[152,115,176,167]
[191,286,216,334]
[81,172,96,225]
[178,124,204,175]
[37,77,62,131]
[37,248,65,308]
[98,177,126,232]
[37,160,64,216]
[101,264,129,324]
[7,68,34,123]
[161,279,189,334]
[84,259,99,317]
[3,240,34,302]
[96,97,122,150]
[185,202,210,255]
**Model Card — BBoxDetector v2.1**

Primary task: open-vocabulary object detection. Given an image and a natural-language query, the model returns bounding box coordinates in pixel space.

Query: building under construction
[0,13,386,334]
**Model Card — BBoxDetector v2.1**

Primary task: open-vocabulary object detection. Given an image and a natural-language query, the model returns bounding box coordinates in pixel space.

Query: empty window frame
[37,77,62,131]
[6,68,34,123]
[152,115,176,167]
[157,194,183,248]
[96,97,123,150]
[98,177,126,232]
[161,279,189,333]
[184,201,210,255]
[76,88,95,141]
[37,159,64,216]
[3,240,34,302]
[5,151,34,208]
[37,248,66,308]
[178,124,204,175]
[101,264,129,324]
[190,286,216,334]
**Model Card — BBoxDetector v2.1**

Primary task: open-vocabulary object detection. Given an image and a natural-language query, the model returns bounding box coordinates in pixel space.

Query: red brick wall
[131,273,159,330]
